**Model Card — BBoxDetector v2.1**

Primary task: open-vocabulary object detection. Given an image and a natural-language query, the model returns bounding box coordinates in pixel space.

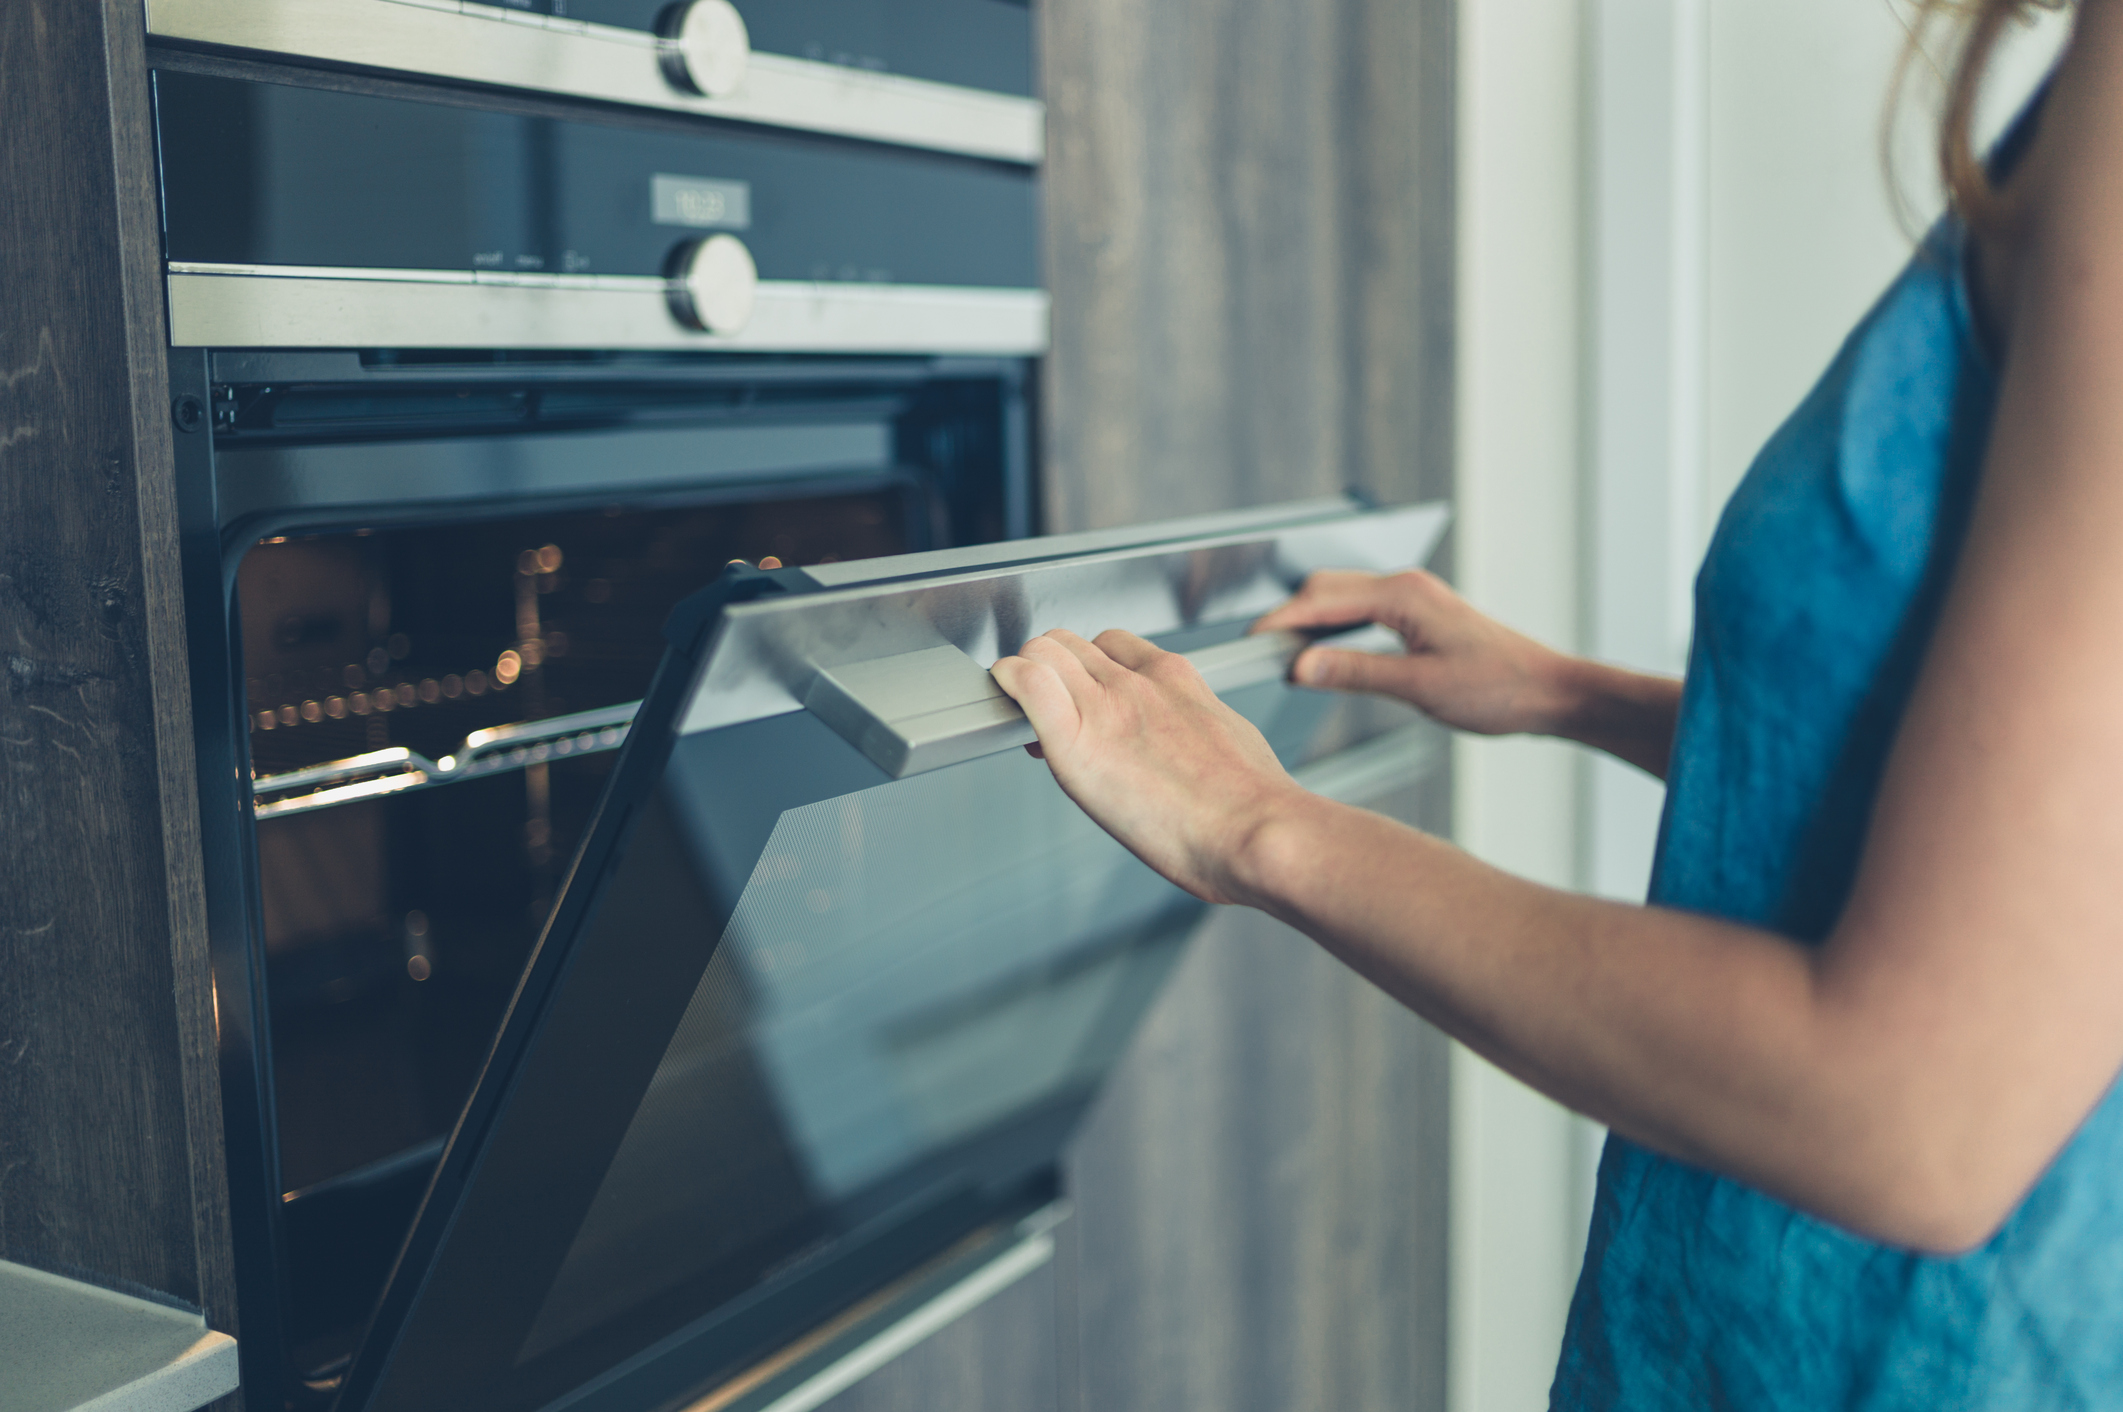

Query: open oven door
[330,495,1450,1412]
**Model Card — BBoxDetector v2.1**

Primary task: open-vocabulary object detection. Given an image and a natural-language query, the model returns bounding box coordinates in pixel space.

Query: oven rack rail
[251,700,639,819]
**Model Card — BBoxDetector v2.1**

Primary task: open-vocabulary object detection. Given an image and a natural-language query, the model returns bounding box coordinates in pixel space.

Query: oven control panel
[154,70,1045,352]
[144,0,1042,163]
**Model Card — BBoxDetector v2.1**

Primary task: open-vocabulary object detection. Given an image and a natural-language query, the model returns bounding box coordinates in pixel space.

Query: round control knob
[657,0,751,99]
[666,234,759,334]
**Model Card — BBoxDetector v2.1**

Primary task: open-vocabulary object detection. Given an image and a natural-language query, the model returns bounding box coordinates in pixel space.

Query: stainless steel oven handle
[145,0,1045,166]
[803,623,1404,780]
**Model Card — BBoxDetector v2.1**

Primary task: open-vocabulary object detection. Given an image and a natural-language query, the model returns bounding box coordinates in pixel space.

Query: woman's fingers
[1018,631,1106,688]
[1293,645,1418,695]
[1252,570,1403,635]
[991,651,1086,748]
[1030,629,1128,684]
[1090,628,1166,672]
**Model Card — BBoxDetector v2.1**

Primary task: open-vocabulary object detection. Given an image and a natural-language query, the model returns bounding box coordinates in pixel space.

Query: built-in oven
[148,5,1448,1408]
[191,487,1445,1412]
[174,338,1053,1411]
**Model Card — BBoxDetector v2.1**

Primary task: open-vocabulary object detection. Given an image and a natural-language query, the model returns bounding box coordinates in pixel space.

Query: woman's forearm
[1224,793,2011,1253]
[1538,656,1684,779]
[994,624,2087,1254]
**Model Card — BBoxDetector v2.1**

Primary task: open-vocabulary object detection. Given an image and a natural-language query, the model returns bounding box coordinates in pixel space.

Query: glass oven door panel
[245,489,915,1198]
[338,498,1448,1412]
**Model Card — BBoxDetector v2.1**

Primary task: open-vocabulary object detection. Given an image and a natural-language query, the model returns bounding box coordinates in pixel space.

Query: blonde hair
[1891,0,2070,226]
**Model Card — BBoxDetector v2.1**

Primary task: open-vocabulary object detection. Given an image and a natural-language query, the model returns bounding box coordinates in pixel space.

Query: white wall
[1448,3,2071,1409]
[1450,3,1591,1408]
[1702,0,2065,540]
[1701,1,1923,533]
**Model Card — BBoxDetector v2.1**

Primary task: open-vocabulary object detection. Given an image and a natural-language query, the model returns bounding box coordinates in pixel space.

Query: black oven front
[151,11,1050,1401]
[153,10,1445,1410]
[172,343,1037,1411]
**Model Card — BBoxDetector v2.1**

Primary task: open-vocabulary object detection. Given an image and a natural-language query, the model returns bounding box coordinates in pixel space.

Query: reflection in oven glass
[514,679,1335,1362]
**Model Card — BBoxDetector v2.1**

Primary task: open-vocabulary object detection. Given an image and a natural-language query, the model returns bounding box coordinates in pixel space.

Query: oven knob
[666,234,758,334]
[658,0,751,99]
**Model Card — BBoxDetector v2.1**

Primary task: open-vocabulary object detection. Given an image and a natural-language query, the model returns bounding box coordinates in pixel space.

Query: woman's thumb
[1292,645,1405,694]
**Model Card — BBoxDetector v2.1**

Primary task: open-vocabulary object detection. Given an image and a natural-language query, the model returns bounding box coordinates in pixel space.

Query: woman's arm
[995,630,1943,1243]
[993,2,2123,1255]
[1249,568,1683,778]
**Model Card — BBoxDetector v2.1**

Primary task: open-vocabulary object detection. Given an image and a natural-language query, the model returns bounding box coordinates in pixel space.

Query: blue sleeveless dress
[1550,218,2123,1408]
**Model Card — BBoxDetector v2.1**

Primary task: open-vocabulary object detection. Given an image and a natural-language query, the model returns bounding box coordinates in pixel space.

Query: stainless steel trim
[798,497,1368,587]
[668,1204,1067,1412]
[804,623,1405,779]
[166,266,1049,353]
[681,501,1453,736]
[144,0,1045,164]
[214,420,894,529]
[803,645,1023,778]
[1189,623,1403,694]
[747,1225,1056,1412]
[1292,719,1448,804]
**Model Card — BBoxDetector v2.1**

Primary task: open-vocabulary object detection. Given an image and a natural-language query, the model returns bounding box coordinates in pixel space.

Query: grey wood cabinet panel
[1060,784,1452,1412]
[1036,0,1456,1401]
[811,0,1456,1402]
[0,0,235,1357]
[1039,0,1456,530]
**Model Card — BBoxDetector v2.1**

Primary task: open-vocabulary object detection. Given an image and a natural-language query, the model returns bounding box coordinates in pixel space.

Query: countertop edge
[0,1260,240,1412]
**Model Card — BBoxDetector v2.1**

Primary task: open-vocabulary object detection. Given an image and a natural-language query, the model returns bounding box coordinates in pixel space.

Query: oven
[175,343,1054,1410]
[150,7,1448,1410]
[190,488,1445,1412]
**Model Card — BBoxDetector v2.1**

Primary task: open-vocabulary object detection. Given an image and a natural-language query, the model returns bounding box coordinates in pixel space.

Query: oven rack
[252,700,639,819]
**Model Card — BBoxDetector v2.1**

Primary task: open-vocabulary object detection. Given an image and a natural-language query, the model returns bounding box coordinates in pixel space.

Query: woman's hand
[1256,569,1683,777]
[1251,569,1578,737]
[990,629,1310,905]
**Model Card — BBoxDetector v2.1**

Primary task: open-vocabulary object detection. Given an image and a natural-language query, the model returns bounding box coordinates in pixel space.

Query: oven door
[332,496,1449,1412]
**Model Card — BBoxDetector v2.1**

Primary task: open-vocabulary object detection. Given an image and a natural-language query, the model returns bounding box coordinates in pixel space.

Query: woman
[992,0,2123,1403]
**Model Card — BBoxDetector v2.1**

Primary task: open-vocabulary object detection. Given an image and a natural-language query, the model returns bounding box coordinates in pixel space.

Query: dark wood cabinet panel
[0,0,234,1348]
